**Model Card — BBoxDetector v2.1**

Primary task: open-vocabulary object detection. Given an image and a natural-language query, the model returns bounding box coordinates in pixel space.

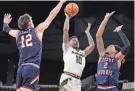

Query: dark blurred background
[0,1,133,87]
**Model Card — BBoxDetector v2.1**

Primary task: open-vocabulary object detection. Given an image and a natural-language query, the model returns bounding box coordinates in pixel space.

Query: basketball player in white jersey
[59,12,95,91]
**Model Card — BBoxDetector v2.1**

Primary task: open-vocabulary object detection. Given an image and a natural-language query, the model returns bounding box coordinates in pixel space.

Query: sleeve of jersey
[62,43,70,54]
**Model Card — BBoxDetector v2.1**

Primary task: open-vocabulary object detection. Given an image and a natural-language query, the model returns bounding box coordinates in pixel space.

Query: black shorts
[16,65,40,91]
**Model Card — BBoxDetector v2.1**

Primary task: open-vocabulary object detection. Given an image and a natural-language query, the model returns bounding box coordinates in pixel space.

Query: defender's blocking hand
[4,13,12,24]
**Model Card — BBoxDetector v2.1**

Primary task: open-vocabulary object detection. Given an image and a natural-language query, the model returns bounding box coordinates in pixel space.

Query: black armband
[3,23,12,33]
[118,30,130,55]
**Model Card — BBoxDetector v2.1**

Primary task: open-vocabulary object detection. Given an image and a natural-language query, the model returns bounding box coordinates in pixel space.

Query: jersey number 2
[104,62,108,69]
[76,55,82,65]
[21,34,32,48]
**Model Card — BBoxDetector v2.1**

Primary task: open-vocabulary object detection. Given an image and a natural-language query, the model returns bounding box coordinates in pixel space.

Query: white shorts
[59,73,81,91]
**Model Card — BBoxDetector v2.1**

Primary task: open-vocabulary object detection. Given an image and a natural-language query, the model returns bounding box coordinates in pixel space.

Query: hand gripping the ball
[64,12,72,19]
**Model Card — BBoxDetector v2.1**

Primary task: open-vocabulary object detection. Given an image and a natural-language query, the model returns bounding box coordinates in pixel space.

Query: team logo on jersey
[72,51,84,57]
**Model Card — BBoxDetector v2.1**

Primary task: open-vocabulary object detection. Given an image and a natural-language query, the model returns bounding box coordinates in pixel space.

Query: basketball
[65,3,79,17]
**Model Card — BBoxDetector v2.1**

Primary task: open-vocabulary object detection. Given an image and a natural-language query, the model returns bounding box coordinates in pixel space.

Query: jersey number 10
[21,34,33,48]
[76,55,82,65]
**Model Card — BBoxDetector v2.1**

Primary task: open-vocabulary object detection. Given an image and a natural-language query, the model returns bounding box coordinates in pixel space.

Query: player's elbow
[127,42,131,47]
[88,45,95,52]
[124,44,131,52]
[85,45,95,56]
[90,44,95,50]
[125,45,130,52]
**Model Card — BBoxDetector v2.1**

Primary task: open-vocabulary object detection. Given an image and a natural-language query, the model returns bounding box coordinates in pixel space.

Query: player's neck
[107,53,115,57]
[75,48,79,51]
[72,47,79,51]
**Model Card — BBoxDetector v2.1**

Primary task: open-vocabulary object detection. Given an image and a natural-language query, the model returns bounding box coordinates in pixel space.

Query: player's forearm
[86,32,95,47]
[63,17,69,43]
[50,1,65,19]
[118,30,130,55]
[3,23,12,33]
[118,30,130,46]
[63,17,69,32]
[96,18,109,37]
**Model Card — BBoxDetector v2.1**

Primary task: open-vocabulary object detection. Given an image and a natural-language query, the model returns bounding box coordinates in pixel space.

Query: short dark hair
[114,45,121,52]
[69,36,78,41]
[18,13,32,29]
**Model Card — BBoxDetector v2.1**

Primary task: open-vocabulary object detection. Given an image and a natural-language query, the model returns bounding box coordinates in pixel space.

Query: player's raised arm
[62,12,71,53]
[36,0,66,33]
[3,14,19,38]
[63,12,71,43]
[113,25,130,61]
[96,11,115,57]
[84,23,95,57]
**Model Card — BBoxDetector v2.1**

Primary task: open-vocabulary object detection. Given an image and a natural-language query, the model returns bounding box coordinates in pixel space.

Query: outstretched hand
[113,25,123,32]
[85,23,91,34]
[4,13,12,24]
[105,11,115,19]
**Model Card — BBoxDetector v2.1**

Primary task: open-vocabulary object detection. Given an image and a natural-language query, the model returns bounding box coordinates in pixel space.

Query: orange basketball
[65,3,79,17]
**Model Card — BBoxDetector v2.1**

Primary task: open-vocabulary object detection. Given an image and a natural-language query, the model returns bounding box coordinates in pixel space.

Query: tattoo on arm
[96,36,105,56]
[86,32,95,47]
[84,32,95,56]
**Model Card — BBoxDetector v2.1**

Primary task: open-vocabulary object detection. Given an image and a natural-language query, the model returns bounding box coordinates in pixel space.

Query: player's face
[106,45,117,54]
[69,38,79,48]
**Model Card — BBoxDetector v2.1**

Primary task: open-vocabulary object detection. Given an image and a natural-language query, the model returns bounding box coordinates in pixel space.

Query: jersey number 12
[21,34,33,48]
[76,55,82,65]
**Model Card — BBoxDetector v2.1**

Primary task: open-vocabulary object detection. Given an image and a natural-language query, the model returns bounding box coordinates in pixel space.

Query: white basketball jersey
[62,43,86,77]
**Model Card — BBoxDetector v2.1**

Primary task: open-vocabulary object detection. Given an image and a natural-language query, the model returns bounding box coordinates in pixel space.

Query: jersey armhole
[35,29,42,44]
[98,56,104,64]
[15,31,20,43]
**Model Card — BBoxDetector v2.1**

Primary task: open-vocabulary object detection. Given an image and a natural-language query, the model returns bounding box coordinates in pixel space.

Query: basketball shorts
[16,64,40,91]
[59,73,81,91]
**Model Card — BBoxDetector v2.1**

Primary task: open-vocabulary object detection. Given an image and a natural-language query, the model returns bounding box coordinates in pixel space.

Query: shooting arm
[62,14,70,53]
